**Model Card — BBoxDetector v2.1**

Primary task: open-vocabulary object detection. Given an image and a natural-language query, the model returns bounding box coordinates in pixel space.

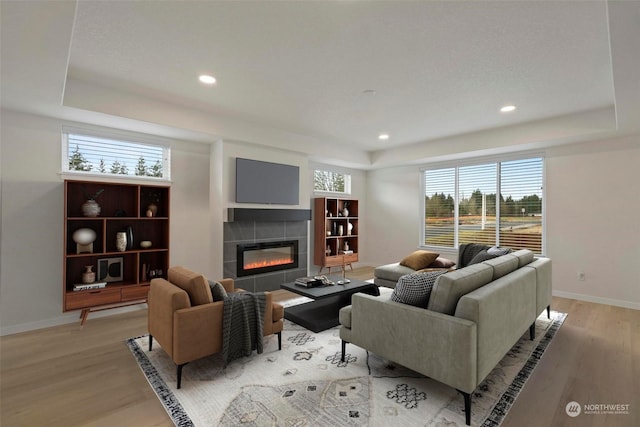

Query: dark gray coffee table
[281,277,379,332]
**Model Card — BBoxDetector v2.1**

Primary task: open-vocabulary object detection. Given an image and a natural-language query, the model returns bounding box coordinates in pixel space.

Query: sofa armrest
[455,268,537,384]
[173,302,224,365]
[349,292,477,393]
[524,257,552,316]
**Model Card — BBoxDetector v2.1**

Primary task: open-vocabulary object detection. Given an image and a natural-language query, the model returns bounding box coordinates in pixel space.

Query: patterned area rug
[128,310,566,427]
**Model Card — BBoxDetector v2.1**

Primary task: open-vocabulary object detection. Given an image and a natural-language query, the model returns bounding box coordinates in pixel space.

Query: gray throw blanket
[457,243,490,268]
[222,292,266,367]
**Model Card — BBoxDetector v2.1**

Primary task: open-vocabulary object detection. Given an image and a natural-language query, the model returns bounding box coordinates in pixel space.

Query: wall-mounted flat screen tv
[235,158,300,205]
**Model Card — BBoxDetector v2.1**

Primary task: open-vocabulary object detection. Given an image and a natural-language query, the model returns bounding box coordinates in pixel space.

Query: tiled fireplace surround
[223,216,309,292]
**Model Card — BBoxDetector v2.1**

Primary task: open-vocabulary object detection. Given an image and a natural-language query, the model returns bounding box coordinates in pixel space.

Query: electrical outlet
[577,271,586,281]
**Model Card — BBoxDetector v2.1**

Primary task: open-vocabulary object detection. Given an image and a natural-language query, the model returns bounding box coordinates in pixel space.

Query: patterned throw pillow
[208,279,228,301]
[391,271,448,308]
[487,246,512,256]
[467,249,499,265]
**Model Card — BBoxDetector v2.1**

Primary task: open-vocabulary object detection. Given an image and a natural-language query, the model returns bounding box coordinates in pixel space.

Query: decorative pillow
[487,246,512,256]
[427,256,456,269]
[399,250,439,271]
[208,279,228,301]
[391,271,448,308]
[467,249,499,265]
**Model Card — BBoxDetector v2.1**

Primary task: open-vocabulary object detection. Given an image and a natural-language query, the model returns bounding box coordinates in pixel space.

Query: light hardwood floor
[2,267,638,427]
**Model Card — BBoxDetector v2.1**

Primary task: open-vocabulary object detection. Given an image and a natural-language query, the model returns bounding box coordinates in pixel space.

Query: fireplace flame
[244,257,294,270]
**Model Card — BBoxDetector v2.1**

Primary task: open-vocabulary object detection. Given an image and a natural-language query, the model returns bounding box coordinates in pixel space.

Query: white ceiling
[1,1,639,168]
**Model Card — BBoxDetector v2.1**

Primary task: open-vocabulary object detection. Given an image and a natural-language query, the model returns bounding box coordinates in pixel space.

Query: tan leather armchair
[148,266,284,388]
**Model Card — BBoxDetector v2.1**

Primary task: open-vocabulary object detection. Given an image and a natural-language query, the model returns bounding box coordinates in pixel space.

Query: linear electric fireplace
[237,240,299,277]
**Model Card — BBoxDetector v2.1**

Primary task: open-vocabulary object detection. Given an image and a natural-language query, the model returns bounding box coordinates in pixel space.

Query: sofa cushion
[391,271,448,308]
[482,254,520,280]
[167,266,213,306]
[399,250,440,270]
[374,262,417,282]
[511,249,535,267]
[427,263,494,315]
[208,279,228,301]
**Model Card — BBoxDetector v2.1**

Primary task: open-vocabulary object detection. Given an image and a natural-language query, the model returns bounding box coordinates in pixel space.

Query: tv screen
[235,158,300,205]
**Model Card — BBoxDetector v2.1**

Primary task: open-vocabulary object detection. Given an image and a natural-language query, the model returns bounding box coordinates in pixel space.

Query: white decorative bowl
[140,240,152,249]
[72,228,97,245]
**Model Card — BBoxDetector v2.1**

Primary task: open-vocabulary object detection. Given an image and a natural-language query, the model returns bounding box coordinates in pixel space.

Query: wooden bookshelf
[63,180,170,325]
[313,197,358,274]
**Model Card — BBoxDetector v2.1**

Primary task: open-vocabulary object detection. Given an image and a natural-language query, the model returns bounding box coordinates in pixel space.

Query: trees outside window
[63,130,170,180]
[314,170,351,194]
[423,157,544,254]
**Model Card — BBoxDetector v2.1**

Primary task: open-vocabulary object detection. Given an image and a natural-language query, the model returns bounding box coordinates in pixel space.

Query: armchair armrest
[148,278,191,358]
[172,301,224,365]
[219,278,235,293]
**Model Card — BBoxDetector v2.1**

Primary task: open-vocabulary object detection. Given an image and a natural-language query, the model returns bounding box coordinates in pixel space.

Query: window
[422,156,544,254]
[314,170,351,194]
[63,129,170,180]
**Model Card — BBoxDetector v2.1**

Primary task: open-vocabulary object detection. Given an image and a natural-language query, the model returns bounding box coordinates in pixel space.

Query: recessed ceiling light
[500,105,516,113]
[378,133,390,140]
[198,74,216,85]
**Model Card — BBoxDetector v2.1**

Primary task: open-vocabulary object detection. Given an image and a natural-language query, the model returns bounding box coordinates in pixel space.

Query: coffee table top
[281,276,376,299]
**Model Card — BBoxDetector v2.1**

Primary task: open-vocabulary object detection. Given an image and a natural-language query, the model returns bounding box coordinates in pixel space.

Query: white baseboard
[0,304,147,336]
[553,290,640,311]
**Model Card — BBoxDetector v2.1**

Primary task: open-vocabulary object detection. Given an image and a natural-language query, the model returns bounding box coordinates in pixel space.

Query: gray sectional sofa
[339,249,552,425]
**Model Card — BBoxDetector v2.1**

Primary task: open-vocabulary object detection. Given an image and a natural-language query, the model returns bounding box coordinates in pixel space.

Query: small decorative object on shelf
[147,203,158,217]
[347,222,353,236]
[73,282,106,291]
[126,226,134,250]
[116,232,127,252]
[344,241,349,251]
[72,227,97,254]
[81,188,104,217]
[82,199,100,217]
[82,265,95,284]
[140,240,152,249]
[338,224,344,236]
[342,202,349,217]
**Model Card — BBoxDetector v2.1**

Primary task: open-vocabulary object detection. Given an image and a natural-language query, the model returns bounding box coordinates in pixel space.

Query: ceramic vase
[342,207,349,217]
[338,225,344,236]
[126,226,134,250]
[82,265,95,284]
[147,203,158,217]
[116,232,127,252]
[82,200,101,217]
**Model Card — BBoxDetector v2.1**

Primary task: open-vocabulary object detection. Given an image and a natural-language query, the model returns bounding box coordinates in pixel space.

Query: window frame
[62,126,171,182]
[420,153,545,255]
